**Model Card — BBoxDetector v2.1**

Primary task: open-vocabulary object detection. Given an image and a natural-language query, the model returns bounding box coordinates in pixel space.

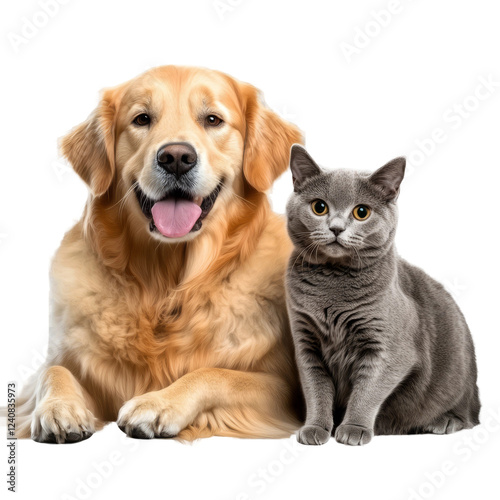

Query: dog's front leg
[117,367,293,439]
[31,365,96,443]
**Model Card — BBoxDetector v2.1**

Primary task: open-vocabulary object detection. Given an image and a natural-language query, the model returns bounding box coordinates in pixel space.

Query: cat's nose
[330,226,345,237]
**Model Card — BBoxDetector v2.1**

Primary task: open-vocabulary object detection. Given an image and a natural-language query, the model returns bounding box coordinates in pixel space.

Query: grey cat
[285,145,480,446]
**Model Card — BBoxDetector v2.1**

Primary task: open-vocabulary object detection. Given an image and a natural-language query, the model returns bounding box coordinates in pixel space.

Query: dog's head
[61,66,302,243]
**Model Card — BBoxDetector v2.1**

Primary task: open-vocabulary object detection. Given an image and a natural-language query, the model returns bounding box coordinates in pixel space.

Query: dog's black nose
[157,143,197,178]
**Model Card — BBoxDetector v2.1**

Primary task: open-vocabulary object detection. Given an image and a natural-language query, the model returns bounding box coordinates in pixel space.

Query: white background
[1,0,500,499]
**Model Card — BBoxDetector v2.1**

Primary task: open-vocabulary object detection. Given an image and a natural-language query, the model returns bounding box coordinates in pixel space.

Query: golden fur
[14,66,304,442]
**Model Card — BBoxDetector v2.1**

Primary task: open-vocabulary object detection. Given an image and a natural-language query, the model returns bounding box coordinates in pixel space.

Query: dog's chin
[134,181,223,244]
[149,227,201,244]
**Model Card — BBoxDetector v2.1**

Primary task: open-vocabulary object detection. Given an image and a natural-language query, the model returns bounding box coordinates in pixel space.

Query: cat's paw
[335,423,373,446]
[297,424,331,445]
[423,416,469,435]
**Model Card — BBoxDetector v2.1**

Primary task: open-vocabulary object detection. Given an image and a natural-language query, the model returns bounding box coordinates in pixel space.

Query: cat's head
[286,145,405,266]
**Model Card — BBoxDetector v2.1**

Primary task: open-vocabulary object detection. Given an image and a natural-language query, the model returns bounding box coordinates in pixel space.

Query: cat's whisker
[314,241,321,263]
[304,240,322,268]
[302,242,317,268]
[310,238,330,244]
[294,231,324,237]
[304,242,318,268]
[292,242,317,270]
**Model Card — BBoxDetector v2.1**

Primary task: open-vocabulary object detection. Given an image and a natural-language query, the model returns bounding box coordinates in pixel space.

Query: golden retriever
[14,65,304,442]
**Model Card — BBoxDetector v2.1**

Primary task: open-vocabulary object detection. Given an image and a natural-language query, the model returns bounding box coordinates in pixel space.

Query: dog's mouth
[134,181,223,239]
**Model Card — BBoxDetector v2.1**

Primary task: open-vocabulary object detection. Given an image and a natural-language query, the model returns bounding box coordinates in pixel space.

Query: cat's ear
[369,157,406,201]
[289,144,322,191]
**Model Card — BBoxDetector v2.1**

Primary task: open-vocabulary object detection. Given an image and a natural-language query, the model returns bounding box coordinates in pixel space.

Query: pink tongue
[151,199,202,238]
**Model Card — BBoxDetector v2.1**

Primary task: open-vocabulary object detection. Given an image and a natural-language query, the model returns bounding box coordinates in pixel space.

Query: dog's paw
[31,398,95,444]
[117,392,192,439]
[297,424,331,445]
[335,423,373,446]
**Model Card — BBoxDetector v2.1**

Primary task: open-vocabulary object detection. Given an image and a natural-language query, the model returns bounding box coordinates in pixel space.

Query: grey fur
[285,144,480,446]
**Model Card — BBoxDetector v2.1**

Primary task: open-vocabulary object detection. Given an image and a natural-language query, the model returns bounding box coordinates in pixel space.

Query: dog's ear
[60,88,119,197]
[241,84,303,192]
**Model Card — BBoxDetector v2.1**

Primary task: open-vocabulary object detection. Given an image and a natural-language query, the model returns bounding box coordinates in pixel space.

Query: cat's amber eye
[311,199,329,216]
[353,205,371,221]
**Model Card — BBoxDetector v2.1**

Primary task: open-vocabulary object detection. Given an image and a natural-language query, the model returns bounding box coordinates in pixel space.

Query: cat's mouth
[310,237,346,248]
[327,239,345,247]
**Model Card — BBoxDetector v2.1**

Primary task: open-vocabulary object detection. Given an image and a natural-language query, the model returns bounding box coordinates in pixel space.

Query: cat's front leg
[296,353,334,446]
[292,319,334,446]
[335,360,409,446]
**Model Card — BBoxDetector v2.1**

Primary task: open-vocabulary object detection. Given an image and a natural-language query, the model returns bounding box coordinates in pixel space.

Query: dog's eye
[205,115,223,127]
[133,114,151,126]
